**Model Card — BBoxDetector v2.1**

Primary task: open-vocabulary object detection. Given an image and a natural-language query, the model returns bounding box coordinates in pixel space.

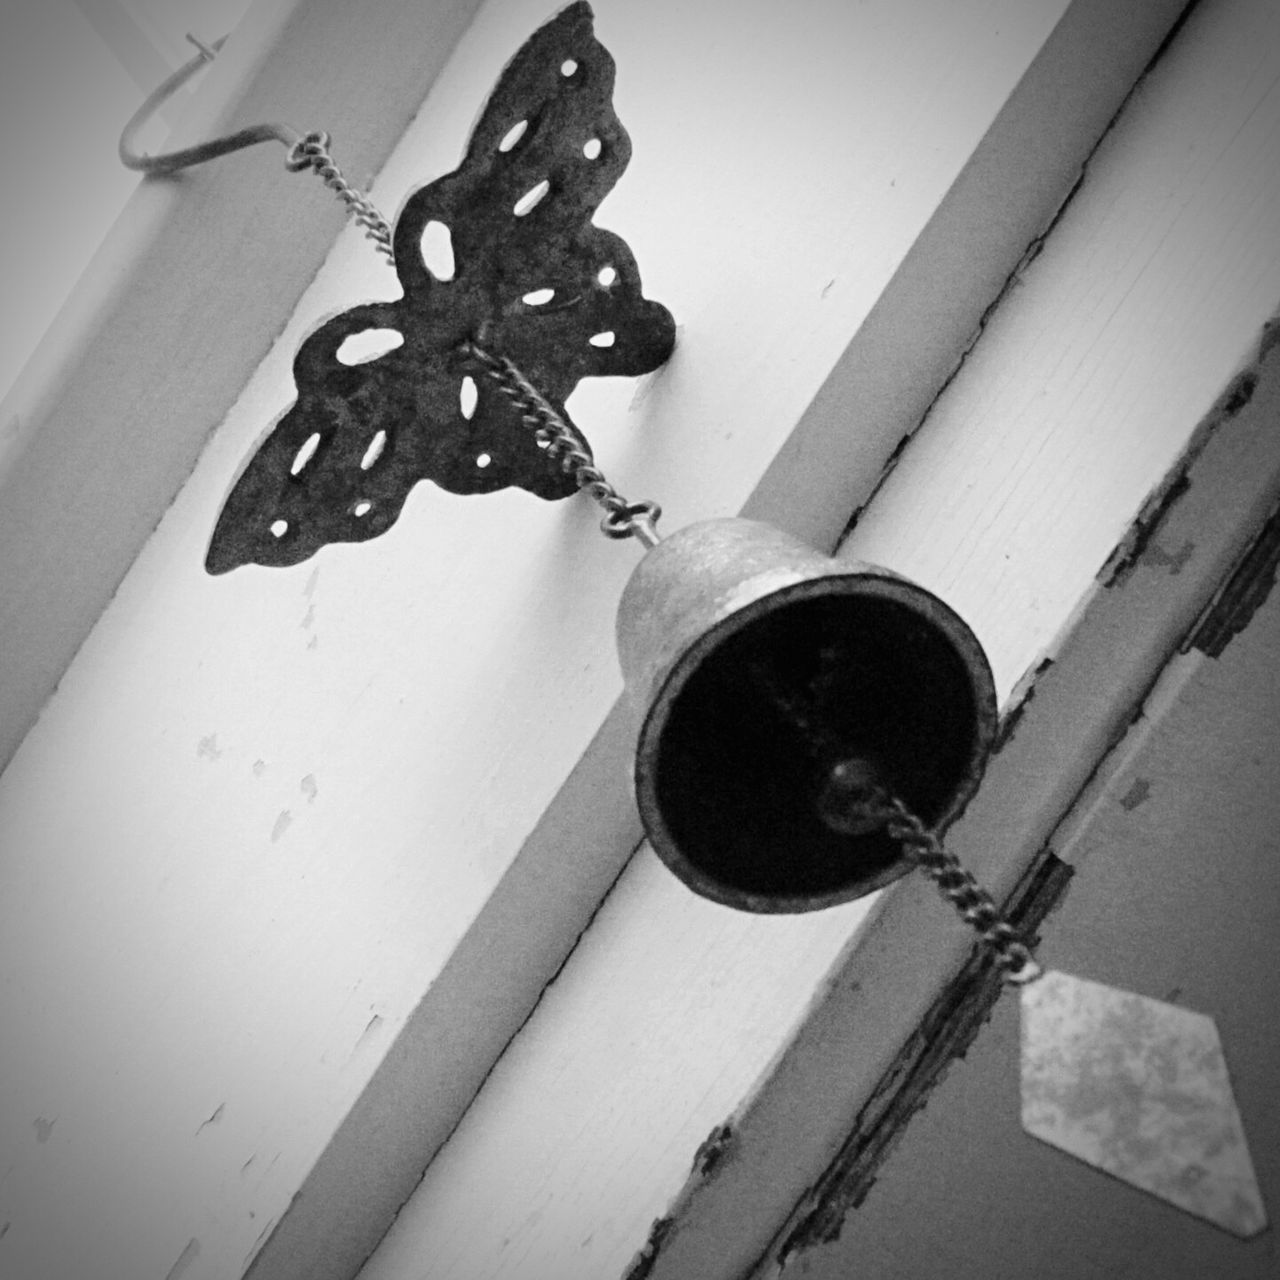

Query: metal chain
[125,48,666,543]
[281,142,663,546]
[461,339,663,546]
[285,131,395,264]
[843,785,1041,983]
[164,101,659,543]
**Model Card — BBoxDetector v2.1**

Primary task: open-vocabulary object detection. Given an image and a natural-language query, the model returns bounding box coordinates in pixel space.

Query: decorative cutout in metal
[206,1,675,574]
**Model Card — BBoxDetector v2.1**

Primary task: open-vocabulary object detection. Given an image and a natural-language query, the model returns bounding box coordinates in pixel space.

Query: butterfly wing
[206,1,674,574]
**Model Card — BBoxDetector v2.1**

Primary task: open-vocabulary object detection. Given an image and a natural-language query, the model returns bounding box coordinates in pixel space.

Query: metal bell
[616,518,998,913]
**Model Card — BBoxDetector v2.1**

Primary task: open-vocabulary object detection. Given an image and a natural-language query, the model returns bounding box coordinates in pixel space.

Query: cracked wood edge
[765,329,1280,1273]
[703,317,1280,1279]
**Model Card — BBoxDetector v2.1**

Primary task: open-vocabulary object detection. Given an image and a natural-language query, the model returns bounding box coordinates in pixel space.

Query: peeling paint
[622,1216,673,1280]
[32,1117,54,1144]
[840,427,921,540]
[1099,472,1192,588]
[353,1014,385,1054]
[1219,369,1258,417]
[244,1218,278,1272]
[691,1123,734,1179]
[1261,315,1280,361]
[994,657,1054,751]
[300,774,318,803]
[1139,538,1195,575]
[1102,334,1275,589]
[769,853,1073,1268]
[271,810,292,843]
[1186,504,1280,659]
[196,734,223,762]
[196,1103,225,1135]
[164,1238,200,1280]
[1118,778,1151,811]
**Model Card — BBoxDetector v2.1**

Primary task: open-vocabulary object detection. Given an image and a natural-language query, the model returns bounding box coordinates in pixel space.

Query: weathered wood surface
[757,330,1280,1278]
[774,454,1280,1280]
[355,2,1280,1276]
[0,2,1190,1279]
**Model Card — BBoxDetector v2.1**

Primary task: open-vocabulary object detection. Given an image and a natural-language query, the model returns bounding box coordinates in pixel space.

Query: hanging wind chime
[124,2,1265,1238]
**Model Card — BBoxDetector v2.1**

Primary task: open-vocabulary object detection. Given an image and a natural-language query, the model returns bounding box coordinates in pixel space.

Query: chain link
[839,783,1041,983]
[122,45,669,543]
[230,125,661,544]
[285,131,395,264]
[276,138,662,545]
[272,137,662,545]
[462,339,663,545]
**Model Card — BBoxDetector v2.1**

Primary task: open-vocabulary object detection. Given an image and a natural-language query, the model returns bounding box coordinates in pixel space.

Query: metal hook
[119,34,302,176]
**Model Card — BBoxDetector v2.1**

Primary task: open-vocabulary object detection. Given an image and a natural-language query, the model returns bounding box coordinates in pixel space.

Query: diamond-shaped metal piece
[1021,970,1266,1236]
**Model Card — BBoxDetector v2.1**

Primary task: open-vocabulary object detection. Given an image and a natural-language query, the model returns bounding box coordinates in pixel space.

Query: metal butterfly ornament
[204,1,675,574]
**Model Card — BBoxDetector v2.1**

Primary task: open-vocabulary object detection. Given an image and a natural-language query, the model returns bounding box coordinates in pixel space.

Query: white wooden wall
[358,1,1280,1276]
[0,2,1208,1279]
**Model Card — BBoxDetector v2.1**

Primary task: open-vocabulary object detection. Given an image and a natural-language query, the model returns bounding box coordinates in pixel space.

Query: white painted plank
[0,0,485,773]
[355,2,1280,1276]
[0,3,1185,1280]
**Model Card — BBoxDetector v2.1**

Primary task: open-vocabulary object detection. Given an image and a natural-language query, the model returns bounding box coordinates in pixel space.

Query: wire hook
[119,34,302,176]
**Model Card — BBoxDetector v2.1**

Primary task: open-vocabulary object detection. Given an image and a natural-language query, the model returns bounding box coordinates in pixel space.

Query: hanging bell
[615,518,998,913]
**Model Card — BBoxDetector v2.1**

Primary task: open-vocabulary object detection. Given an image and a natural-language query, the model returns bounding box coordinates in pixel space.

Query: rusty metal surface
[1022,971,1268,1237]
[206,1,674,574]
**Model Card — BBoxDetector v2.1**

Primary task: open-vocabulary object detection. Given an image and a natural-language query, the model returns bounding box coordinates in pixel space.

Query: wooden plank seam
[745,305,1280,1275]
[838,0,1201,546]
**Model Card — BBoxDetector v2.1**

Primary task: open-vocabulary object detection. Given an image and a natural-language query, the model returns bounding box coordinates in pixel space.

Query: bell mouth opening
[635,576,996,913]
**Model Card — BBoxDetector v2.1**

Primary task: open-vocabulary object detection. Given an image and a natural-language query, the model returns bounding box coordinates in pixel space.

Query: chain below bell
[616,518,998,913]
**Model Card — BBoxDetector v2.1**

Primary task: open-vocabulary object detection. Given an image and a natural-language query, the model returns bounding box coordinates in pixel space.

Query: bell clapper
[815,757,895,837]
[744,654,896,838]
